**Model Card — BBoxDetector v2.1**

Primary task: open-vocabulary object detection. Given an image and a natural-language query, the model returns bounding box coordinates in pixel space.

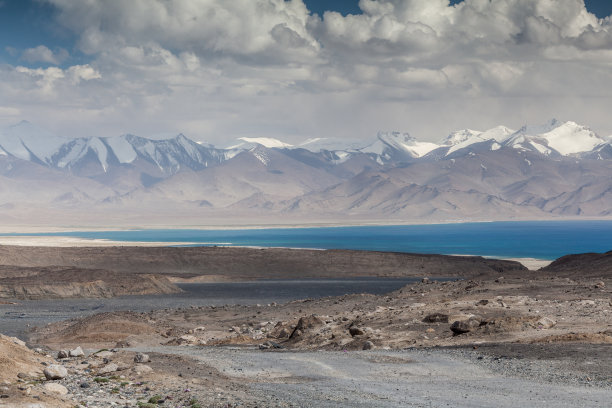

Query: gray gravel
[130,346,612,407]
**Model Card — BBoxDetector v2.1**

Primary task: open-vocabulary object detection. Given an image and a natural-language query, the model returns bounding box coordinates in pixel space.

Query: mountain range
[0,119,610,227]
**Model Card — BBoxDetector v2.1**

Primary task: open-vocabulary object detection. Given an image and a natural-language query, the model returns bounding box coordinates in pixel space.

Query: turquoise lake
[8,220,612,260]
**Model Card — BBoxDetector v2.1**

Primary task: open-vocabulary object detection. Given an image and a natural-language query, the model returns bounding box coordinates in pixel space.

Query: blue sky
[1,0,612,142]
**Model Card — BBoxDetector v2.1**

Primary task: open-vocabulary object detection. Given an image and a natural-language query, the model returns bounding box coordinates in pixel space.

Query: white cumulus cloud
[21,45,69,65]
[1,0,611,142]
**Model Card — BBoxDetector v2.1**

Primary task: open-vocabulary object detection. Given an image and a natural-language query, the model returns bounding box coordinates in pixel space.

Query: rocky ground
[0,248,611,406]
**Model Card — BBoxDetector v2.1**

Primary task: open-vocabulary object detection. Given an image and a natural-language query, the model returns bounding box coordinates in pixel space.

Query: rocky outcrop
[0,267,181,299]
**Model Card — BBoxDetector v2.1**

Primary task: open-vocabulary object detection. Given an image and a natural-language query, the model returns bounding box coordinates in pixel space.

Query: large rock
[44,383,68,395]
[536,317,556,329]
[290,315,324,339]
[69,346,84,357]
[450,317,482,335]
[363,341,375,350]
[98,363,119,374]
[134,353,150,363]
[133,364,153,375]
[43,365,67,380]
[349,326,365,337]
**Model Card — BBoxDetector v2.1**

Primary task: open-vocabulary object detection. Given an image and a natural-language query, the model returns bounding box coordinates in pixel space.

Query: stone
[450,317,481,335]
[290,315,324,339]
[476,300,489,306]
[57,350,69,359]
[258,341,283,350]
[69,346,84,357]
[11,337,26,347]
[422,313,449,323]
[98,363,119,374]
[349,326,365,337]
[133,364,153,375]
[595,281,605,288]
[94,350,114,359]
[43,365,67,380]
[178,335,198,345]
[44,383,68,395]
[536,317,556,329]
[80,382,90,388]
[134,353,150,363]
[363,341,375,350]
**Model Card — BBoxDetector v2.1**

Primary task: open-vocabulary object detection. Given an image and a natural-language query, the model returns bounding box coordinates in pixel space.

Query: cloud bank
[1,0,611,143]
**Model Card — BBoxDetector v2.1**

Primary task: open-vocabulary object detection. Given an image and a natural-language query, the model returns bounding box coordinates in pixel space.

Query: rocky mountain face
[0,119,610,225]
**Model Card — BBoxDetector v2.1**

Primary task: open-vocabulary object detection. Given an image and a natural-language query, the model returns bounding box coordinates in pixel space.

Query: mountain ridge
[0,119,610,225]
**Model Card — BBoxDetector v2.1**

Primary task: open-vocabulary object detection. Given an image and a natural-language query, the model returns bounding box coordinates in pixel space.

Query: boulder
[69,346,84,357]
[98,363,119,374]
[43,365,67,380]
[94,350,114,359]
[290,315,324,339]
[363,341,375,350]
[57,350,69,359]
[133,364,153,375]
[134,353,150,363]
[536,317,556,329]
[349,327,365,337]
[44,383,68,395]
[450,317,482,335]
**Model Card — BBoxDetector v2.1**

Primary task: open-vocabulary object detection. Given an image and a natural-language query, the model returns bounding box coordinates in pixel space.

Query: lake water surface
[6,220,612,260]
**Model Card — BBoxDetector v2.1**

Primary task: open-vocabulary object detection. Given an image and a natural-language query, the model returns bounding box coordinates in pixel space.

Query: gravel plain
[123,345,612,407]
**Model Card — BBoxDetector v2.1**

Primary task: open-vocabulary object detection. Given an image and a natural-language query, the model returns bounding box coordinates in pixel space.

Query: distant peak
[237,137,293,148]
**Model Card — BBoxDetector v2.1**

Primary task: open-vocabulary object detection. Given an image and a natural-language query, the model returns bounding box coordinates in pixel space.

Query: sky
[1,0,612,144]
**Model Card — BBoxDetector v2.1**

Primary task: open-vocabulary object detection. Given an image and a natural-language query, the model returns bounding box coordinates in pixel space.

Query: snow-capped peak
[505,120,605,156]
[0,120,67,164]
[538,121,605,155]
[441,129,482,146]
[360,131,440,159]
[235,137,292,149]
[444,125,514,156]
[297,137,367,152]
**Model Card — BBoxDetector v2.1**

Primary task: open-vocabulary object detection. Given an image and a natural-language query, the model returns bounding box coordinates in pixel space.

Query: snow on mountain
[503,120,605,156]
[53,137,110,171]
[360,132,440,162]
[103,135,138,164]
[297,137,366,152]
[538,121,605,155]
[119,134,224,174]
[223,137,293,160]
[444,126,514,156]
[228,137,293,149]
[441,129,482,146]
[0,120,67,164]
